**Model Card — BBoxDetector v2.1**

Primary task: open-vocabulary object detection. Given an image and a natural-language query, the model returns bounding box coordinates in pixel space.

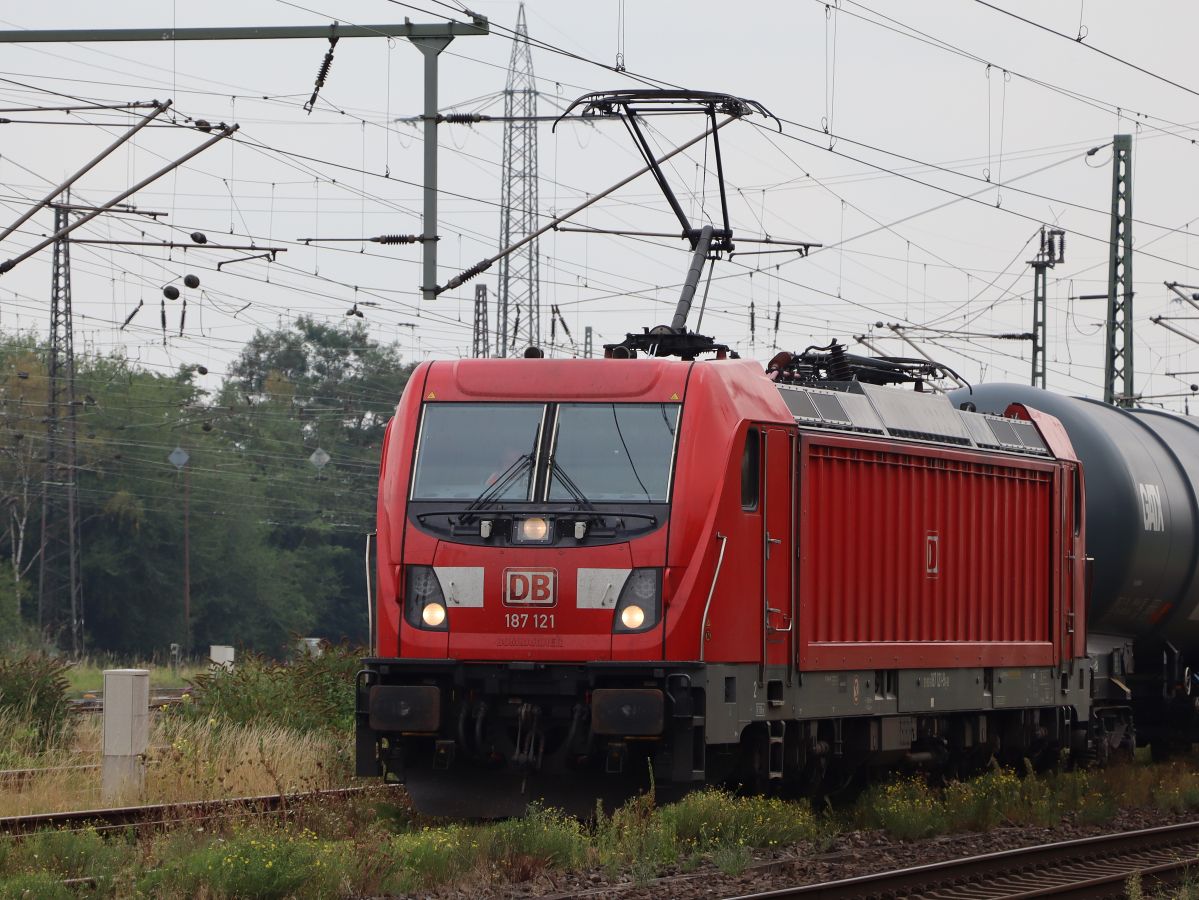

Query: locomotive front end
[357,358,705,815]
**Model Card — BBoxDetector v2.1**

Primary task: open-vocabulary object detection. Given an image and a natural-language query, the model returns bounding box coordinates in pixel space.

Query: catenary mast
[496,3,539,356]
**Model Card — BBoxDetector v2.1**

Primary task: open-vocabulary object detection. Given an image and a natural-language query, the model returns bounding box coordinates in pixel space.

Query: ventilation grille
[810,393,849,424]
[777,384,1051,455]
[780,388,820,420]
[1011,420,1047,451]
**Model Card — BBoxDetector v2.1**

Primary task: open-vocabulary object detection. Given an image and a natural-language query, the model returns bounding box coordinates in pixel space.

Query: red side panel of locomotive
[798,433,1061,671]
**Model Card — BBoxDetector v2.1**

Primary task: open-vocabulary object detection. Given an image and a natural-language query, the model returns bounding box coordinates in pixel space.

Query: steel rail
[724,819,1199,899]
[0,785,397,836]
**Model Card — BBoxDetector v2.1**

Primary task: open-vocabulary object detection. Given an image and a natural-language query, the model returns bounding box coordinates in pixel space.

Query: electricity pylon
[496,3,539,356]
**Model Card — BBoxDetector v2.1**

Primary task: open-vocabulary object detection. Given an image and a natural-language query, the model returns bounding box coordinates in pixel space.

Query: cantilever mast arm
[0,100,171,246]
[438,116,737,295]
[0,124,237,275]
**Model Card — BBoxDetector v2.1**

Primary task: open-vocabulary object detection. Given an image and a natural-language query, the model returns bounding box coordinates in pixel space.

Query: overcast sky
[0,1,1197,407]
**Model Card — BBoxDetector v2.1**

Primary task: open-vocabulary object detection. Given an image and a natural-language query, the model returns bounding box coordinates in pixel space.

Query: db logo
[504,568,557,607]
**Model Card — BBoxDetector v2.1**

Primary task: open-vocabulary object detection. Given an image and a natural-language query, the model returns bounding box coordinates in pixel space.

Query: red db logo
[504,568,557,607]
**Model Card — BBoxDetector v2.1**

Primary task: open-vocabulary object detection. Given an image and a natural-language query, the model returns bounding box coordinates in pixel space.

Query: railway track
[0,784,399,835]
[69,687,191,713]
[0,764,98,788]
[728,820,1199,899]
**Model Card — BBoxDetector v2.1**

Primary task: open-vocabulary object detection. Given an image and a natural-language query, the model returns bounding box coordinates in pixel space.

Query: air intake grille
[1011,420,1047,451]
[987,418,1022,448]
[780,389,820,420]
[810,393,850,424]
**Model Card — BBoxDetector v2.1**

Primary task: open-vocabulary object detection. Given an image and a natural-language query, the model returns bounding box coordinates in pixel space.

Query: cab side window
[741,429,760,510]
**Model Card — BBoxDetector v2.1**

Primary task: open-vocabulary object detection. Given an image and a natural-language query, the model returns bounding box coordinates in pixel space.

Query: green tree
[218,316,413,643]
[0,333,49,632]
[73,355,306,654]
[0,316,411,658]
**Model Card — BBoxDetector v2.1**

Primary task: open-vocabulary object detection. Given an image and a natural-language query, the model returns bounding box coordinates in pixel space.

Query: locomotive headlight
[421,601,447,628]
[613,568,662,634]
[620,604,646,629]
[516,516,551,543]
[403,565,448,631]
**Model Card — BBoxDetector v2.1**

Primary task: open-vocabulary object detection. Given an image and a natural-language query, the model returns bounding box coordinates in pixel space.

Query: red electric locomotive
[355,89,1092,814]
[356,334,1092,815]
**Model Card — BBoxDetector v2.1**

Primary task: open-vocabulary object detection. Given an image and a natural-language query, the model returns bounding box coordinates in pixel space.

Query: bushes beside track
[0,655,71,759]
[180,644,362,735]
[859,766,1128,839]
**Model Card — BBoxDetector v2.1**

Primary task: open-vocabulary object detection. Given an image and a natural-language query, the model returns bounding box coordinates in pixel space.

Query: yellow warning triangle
[670,392,679,401]
[426,391,437,400]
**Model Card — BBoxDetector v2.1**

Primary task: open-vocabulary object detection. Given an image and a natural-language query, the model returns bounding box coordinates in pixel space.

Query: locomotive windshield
[411,403,544,500]
[548,403,679,503]
[409,401,680,504]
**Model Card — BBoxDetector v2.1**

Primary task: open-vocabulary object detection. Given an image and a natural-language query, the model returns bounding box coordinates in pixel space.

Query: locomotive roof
[777,382,1054,458]
[411,357,1056,459]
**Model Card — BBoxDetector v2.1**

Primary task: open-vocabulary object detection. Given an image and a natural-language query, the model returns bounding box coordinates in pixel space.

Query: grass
[853,760,1199,842]
[6,758,1199,896]
[0,715,352,816]
[8,649,1199,896]
[180,646,360,735]
[63,658,209,695]
[0,646,359,814]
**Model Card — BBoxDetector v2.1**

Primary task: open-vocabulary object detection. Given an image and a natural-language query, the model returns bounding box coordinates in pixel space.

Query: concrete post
[209,645,235,669]
[101,668,149,802]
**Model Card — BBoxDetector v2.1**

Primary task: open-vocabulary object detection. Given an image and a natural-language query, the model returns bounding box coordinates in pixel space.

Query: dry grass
[0,713,352,816]
[0,707,81,771]
[143,718,351,802]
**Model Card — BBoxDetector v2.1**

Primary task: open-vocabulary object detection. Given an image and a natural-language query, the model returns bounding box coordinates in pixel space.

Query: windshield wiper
[548,462,605,524]
[456,453,533,524]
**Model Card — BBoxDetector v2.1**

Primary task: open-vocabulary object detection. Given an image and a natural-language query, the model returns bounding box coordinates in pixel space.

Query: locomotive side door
[761,427,795,673]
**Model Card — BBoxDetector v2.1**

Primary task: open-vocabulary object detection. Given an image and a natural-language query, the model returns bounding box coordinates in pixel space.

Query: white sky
[0,1,1197,407]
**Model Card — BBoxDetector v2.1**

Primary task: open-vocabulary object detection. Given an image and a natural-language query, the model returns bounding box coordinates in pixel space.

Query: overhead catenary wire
[2,0,1189,405]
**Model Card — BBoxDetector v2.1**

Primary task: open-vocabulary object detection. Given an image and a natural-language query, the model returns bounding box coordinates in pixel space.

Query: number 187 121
[504,612,555,629]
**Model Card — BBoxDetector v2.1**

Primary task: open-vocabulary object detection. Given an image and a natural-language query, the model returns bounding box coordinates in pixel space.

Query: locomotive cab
[357,356,748,814]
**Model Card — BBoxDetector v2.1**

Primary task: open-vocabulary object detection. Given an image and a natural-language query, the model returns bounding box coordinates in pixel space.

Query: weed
[486,805,586,872]
[144,717,350,803]
[382,805,586,892]
[141,824,350,899]
[182,645,361,736]
[711,842,752,876]
[0,655,71,751]
[386,825,475,891]
[858,776,946,840]
[660,789,824,852]
[6,828,134,880]
[595,786,676,882]
[0,716,351,818]
[0,871,72,900]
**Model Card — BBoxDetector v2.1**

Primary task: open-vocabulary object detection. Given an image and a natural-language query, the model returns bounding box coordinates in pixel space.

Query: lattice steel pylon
[496,3,539,357]
[472,283,490,357]
[1104,134,1134,406]
[38,204,83,656]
